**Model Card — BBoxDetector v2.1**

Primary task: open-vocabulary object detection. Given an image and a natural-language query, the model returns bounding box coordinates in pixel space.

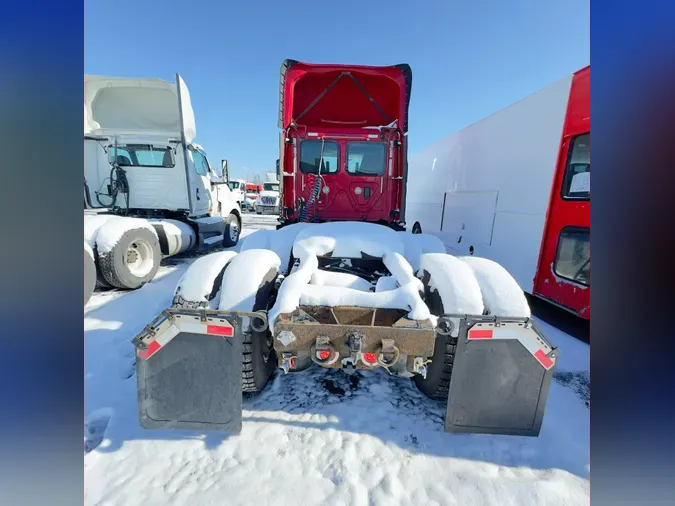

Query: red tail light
[362,353,377,364]
[318,350,331,361]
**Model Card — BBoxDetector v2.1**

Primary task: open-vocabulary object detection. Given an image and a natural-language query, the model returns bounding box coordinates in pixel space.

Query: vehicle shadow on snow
[89,354,589,480]
[241,367,590,478]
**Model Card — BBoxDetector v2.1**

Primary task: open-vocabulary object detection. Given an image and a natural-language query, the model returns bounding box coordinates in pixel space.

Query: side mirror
[221,159,229,182]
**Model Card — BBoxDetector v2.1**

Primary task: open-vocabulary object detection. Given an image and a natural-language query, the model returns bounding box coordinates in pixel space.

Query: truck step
[202,234,224,245]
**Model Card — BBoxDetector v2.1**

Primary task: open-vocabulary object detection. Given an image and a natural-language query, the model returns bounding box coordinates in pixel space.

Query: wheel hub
[126,245,140,264]
[123,240,154,277]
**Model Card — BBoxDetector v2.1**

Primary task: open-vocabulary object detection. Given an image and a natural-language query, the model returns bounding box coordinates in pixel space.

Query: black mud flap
[442,315,558,437]
[134,310,244,432]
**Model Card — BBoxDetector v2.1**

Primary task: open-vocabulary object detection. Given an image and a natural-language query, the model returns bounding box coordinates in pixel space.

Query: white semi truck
[84,74,242,304]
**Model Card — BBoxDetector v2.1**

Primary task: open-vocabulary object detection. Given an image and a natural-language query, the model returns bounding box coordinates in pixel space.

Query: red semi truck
[132,60,558,437]
[407,66,590,319]
[276,60,411,229]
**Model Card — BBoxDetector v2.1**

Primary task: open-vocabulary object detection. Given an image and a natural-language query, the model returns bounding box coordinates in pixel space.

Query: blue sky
[85,0,589,181]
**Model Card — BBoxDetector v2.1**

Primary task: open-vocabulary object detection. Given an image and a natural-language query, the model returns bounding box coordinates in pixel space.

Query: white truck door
[176,74,210,216]
[189,148,215,215]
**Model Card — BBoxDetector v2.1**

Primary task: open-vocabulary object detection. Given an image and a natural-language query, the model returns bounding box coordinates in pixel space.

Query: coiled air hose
[299,137,326,223]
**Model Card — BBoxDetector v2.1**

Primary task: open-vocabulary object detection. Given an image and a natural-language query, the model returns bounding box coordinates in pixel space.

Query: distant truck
[406,66,590,319]
[226,179,247,205]
[255,180,280,215]
[242,183,262,211]
[84,74,242,304]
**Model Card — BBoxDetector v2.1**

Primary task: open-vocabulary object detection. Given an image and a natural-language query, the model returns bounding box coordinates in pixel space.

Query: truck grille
[261,196,277,205]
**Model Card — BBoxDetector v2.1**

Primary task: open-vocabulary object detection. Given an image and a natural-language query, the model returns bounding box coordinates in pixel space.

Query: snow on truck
[406,66,590,319]
[132,60,559,437]
[83,74,242,304]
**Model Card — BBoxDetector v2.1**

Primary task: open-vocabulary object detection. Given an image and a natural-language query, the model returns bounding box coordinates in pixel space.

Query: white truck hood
[84,74,196,142]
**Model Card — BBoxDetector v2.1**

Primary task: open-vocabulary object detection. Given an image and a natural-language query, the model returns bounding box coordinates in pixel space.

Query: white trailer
[404,67,590,317]
[84,74,242,304]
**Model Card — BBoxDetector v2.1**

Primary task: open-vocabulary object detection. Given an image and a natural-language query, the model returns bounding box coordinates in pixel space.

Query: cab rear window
[300,140,339,174]
[108,144,175,168]
[347,142,386,176]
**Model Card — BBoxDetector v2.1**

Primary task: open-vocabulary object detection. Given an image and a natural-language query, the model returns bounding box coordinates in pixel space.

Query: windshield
[346,142,386,176]
[263,183,279,192]
[108,144,175,168]
[227,181,241,190]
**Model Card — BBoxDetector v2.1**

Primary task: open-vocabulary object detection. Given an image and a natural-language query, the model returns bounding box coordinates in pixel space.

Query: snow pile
[173,251,238,306]
[460,256,531,317]
[400,232,447,272]
[241,222,313,274]
[375,275,398,292]
[94,216,158,253]
[84,213,116,248]
[300,283,424,314]
[268,223,429,332]
[239,228,274,250]
[310,270,373,292]
[219,249,281,312]
[419,253,484,314]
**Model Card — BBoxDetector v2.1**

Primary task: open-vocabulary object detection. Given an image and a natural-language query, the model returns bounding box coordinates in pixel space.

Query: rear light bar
[466,320,557,370]
[132,308,267,361]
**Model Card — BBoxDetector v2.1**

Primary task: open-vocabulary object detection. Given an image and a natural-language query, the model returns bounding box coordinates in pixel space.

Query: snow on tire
[459,256,531,317]
[96,227,161,290]
[418,253,484,315]
[400,232,447,273]
[218,249,282,393]
[414,253,484,399]
[172,251,238,308]
[84,242,96,305]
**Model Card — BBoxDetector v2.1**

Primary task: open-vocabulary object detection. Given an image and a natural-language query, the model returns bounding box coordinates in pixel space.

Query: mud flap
[443,316,557,437]
[134,310,244,432]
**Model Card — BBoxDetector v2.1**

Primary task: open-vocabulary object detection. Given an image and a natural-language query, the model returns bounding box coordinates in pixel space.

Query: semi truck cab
[277,60,412,229]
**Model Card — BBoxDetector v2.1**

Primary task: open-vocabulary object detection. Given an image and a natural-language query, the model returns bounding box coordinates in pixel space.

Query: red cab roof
[278,60,413,133]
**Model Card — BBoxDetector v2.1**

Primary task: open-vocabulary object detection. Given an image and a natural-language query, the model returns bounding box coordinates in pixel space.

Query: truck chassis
[132,223,557,437]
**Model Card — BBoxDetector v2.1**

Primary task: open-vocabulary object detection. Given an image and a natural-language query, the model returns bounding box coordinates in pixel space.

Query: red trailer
[406,66,590,319]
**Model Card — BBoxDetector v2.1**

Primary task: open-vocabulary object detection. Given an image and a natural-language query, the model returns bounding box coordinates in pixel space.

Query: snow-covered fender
[172,250,238,308]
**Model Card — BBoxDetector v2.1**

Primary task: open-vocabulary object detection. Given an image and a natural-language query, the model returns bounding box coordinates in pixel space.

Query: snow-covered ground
[85,214,590,506]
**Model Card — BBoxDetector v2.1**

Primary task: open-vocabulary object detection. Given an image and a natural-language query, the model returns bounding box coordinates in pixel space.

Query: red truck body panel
[533,66,590,319]
[277,60,412,227]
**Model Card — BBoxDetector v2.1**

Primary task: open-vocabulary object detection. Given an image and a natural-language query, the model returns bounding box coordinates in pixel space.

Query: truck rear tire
[84,243,96,305]
[218,249,281,393]
[413,253,484,399]
[413,275,456,399]
[223,213,241,248]
[98,228,161,290]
